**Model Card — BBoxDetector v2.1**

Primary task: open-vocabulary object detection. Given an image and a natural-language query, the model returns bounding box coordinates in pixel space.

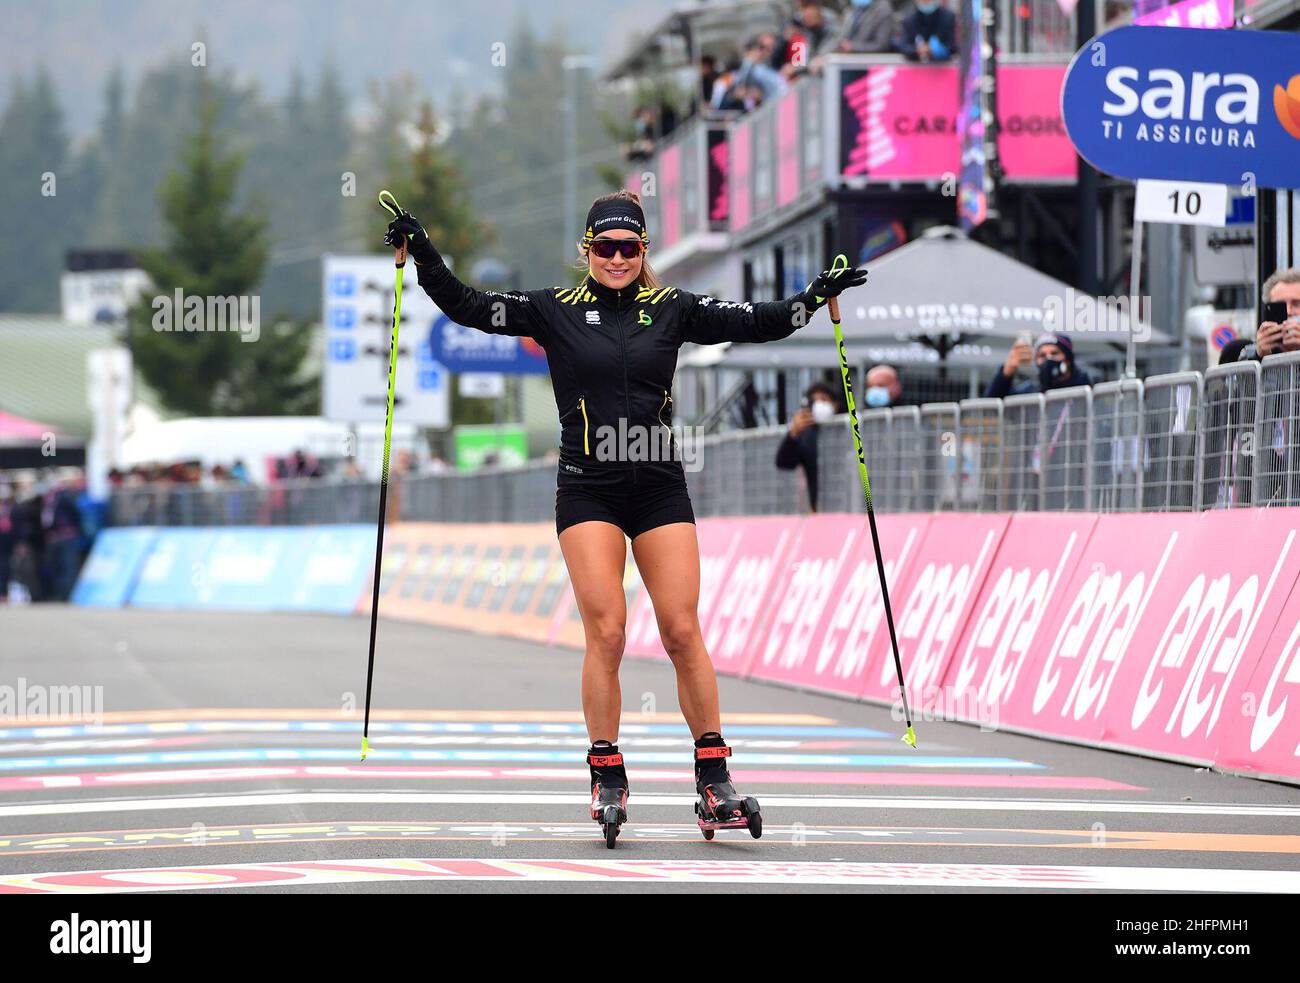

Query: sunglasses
[588,238,644,260]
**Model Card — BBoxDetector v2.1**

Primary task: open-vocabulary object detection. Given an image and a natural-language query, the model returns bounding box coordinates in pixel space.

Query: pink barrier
[943,513,1099,718]
[1218,567,1300,782]
[1096,510,1298,764]
[701,517,800,676]
[999,512,1197,746]
[743,514,930,698]
[858,513,1008,706]
[367,507,1300,784]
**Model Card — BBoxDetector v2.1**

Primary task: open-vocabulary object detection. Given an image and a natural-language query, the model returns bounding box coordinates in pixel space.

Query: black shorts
[555,461,695,539]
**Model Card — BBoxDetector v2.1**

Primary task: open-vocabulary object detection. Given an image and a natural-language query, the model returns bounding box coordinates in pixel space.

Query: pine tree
[0,68,70,311]
[126,92,318,416]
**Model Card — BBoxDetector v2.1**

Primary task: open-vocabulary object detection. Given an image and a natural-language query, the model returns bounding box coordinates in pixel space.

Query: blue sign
[1226,193,1255,226]
[78,525,375,614]
[329,337,356,361]
[330,273,356,297]
[427,313,550,376]
[1062,26,1300,189]
[128,528,220,608]
[71,528,157,607]
[330,305,356,329]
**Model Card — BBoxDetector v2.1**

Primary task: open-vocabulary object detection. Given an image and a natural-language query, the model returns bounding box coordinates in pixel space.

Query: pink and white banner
[744,514,930,698]
[330,506,1300,786]
[1217,570,1300,782]
[942,513,1098,721]
[857,513,1009,706]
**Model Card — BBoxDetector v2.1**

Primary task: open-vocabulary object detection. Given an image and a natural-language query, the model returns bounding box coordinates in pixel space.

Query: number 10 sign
[1134,178,1229,227]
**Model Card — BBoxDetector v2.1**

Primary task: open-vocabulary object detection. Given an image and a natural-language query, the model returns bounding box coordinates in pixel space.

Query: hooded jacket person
[984,332,1094,398]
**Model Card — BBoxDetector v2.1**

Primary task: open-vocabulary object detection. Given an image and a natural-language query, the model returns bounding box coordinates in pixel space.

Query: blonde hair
[576,190,661,290]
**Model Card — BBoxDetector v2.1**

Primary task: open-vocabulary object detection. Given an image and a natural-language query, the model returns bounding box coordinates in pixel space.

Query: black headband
[583,198,649,246]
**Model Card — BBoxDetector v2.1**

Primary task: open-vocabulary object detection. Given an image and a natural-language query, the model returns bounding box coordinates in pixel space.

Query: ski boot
[587,741,629,849]
[693,732,762,840]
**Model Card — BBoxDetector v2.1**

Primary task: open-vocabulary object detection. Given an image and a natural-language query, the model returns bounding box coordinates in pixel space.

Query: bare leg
[630,521,720,738]
[558,521,628,743]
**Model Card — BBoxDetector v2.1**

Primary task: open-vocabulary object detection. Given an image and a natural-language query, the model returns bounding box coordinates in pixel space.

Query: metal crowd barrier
[107,354,1300,526]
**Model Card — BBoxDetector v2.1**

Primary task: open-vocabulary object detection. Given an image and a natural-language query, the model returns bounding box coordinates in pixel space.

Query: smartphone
[1016,330,1033,348]
[1263,300,1289,324]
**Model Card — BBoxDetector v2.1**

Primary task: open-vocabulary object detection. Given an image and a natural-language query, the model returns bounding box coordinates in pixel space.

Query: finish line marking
[0,748,1037,771]
[0,766,1137,795]
[0,709,840,726]
[0,721,888,741]
[5,858,1300,893]
[3,821,1299,858]
[0,792,1290,820]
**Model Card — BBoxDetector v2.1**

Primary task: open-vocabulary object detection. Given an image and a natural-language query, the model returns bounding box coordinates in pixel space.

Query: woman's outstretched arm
[677,262,868,346]
[386,212,550,344]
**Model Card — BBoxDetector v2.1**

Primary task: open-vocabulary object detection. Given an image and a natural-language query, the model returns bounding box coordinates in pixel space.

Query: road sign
[322,255,450,427]
[1134,178,1228,226]
[1062,25,1300,189]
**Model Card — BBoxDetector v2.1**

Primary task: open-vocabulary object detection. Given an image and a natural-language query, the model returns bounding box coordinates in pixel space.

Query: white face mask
[811,399,835,424]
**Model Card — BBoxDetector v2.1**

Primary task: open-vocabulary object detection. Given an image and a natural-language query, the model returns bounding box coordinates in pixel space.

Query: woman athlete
[386,191,866,845]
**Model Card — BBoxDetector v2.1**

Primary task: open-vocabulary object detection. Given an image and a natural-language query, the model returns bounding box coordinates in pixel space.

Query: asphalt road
[1,606,1299,893]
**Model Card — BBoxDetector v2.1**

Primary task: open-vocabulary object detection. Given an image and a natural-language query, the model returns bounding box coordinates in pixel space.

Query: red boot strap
[588,753,623,767]
[694,745,731,760]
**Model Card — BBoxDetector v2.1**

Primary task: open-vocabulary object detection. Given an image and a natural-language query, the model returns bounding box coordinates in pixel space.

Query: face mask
[1038,358,1066,389]
[916,1,938,11]
[811,399,835,424]
[865,386,891,408]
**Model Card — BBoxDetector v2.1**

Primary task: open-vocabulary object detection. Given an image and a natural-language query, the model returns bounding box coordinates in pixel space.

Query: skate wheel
[748,811,763,839]
[701,827,714,841]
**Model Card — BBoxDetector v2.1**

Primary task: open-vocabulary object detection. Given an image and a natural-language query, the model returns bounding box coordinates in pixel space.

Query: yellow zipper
[580,396,590,455]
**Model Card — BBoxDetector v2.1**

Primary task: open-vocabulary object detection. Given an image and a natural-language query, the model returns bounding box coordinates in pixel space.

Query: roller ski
[587,741,629,849]
[693,732,762,840]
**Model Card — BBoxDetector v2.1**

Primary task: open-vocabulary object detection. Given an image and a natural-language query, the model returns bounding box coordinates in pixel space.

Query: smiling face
[585,228,645,290]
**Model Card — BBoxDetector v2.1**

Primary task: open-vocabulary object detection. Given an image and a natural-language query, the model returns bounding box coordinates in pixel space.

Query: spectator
[985,332,1094,397]
[0,486,13,601]
[1218,337,1250,365]
[1235,268,1300,361]
[734,35,789,104]
[790,0,842,59]
[775,381,841,512]
[896,0,957,63]
[864,363,904,407]
[41,476,82,601]
[697,55,720,113]
[710,55,743,110]
[623,106,658,162]
[834,0,899,54]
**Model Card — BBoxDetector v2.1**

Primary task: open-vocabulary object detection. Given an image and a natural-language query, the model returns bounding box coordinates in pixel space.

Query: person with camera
[1235,268,1300,361]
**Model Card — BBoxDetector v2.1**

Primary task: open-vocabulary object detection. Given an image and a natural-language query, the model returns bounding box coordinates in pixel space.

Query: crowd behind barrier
[105,353,1300,528]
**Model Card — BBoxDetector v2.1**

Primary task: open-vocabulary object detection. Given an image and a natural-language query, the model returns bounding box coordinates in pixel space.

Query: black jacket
[415,253,822,475]
[896,7,957,58]
[984,363,1095,399]
[775,425,820,511]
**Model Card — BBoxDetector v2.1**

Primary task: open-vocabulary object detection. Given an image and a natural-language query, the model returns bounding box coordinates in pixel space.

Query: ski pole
[825,253,917,750]
[360,188,407,761]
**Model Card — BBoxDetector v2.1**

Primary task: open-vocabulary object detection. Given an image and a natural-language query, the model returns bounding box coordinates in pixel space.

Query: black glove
[806,263,868,307]
[384,211,437,264]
